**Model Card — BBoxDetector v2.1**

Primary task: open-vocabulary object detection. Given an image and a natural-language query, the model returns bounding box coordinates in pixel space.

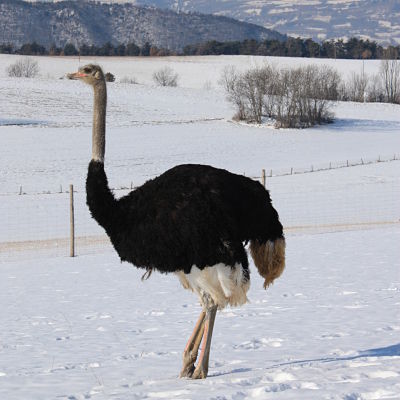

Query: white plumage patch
[176,263,250,310]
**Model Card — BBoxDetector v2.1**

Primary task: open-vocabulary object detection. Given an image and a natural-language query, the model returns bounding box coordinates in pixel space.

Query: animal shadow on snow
[209,367,253,378]
[324,118,400,132]
[210,343,400,377]
[272,343,400,369]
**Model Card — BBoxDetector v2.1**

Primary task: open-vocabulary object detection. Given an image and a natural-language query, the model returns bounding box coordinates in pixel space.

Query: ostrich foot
[180,349,199,377]
[191,364,208,379]
[179,357,195,378]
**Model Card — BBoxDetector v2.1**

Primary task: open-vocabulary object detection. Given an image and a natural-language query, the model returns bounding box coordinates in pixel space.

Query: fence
[1,155,399,262]
[250,153,400,180]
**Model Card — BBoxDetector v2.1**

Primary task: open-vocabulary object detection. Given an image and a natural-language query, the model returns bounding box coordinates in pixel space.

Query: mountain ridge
[30,0,398,45]
[133,0,400,45]
[0,0,286,51]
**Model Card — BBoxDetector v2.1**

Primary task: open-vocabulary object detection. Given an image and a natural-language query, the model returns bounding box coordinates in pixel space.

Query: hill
[0,0,285,51]
[104,0,400,45]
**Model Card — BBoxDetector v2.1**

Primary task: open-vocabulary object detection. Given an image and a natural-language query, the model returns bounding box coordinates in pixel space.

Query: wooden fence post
[70,184,75,257]
[261,169,266,187]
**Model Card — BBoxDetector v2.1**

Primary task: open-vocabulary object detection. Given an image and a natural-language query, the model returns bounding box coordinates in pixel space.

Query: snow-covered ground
[1,227,399,400]
[0,54,386,89]
[0,55,399,399]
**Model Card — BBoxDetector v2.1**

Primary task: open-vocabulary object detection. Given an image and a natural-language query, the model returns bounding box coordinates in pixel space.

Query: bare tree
[346,71,369,102]
[319,65,341,101]
[221,63,338,128]
[220,64,279,123]
[7,57,39,78]
[366,74,385,103]
[273,68,295,128]
[153,66,178,87]
[267,64,336,128]
[239,68,266,123]
[219,66,246,120]
[380,58,400,104]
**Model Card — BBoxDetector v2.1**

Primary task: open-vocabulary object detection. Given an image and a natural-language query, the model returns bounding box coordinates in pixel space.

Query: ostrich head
[68,64,105,86]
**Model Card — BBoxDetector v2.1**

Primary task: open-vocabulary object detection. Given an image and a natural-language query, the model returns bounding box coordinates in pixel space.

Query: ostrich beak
[67,71,87,80]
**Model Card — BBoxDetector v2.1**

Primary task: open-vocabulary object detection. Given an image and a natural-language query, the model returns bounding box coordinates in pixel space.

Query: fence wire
[1,161,399,262]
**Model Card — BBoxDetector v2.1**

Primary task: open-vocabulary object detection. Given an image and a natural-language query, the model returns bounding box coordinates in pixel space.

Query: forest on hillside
[1,37,399,59]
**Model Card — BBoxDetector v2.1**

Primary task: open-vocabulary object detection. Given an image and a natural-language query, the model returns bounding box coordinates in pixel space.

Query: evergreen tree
[140,42,151,56]
[63,43,78,56]
[126,42,140,56]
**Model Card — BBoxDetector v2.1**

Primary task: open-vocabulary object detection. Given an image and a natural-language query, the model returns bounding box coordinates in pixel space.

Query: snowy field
[0,54,399,399]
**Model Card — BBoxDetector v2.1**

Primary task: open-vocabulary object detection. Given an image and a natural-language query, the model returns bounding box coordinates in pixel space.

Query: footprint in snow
[56,336,70,341]
[367,370,399,379]
[84,313,112,320]
[236,337,283,349]
[230,376,262,386]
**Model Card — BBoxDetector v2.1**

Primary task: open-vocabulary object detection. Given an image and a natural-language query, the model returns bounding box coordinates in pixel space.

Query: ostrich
[68,64,285,379]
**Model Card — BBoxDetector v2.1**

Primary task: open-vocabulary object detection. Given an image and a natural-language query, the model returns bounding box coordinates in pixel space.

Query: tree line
[184,38,400,59]
[1,37,399,59]
[0,41,175,57]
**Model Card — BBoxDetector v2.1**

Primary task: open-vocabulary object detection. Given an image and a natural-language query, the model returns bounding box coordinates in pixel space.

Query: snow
[0,54,386,88]
[1,228,399,399]
[0,54,399,399]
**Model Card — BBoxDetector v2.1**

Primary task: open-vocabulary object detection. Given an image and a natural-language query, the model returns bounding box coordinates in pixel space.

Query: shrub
[366,74,385,102]
[345,71,369,102]
[7,57,39,78]
[220,66,245,120]
[221,63,338,128]
[152,66,178,87]
[120,76,138,84]
[380,58,400,104]
[105,72,115,82]
[340,69,389,103]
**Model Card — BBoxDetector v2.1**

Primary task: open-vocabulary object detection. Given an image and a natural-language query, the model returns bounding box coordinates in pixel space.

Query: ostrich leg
[191,302,218,379]
[180,310,206,378]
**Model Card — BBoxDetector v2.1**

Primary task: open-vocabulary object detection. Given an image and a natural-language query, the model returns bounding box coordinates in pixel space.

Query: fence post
[261,169,266,187]
[70,184,75,257]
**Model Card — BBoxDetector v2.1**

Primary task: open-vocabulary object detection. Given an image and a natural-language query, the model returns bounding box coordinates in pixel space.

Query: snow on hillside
[0,54,399,399]
[21,0,400,45]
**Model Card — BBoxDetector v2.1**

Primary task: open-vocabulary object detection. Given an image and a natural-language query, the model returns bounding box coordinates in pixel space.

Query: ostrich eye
[83,67,92,73]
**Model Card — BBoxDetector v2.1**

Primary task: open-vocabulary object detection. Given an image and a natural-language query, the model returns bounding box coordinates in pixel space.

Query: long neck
[92,81,107,163]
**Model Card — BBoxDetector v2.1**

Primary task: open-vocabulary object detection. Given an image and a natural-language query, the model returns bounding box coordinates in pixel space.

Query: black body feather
[86,160,283,275]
